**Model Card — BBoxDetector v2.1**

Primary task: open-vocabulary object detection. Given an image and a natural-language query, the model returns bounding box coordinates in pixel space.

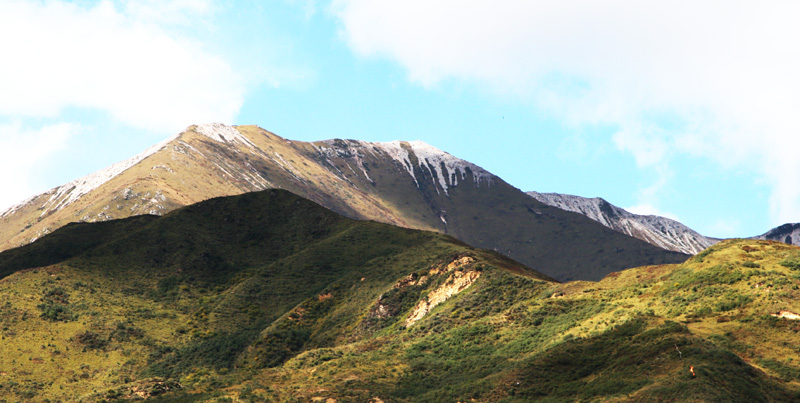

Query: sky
[1,0,799,239]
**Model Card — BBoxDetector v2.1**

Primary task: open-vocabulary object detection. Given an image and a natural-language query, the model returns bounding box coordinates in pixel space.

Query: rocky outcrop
[404,256,479,327]
[404,270,480,327]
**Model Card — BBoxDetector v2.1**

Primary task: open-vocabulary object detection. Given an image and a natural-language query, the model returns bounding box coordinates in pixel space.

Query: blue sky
[1,0,798,238]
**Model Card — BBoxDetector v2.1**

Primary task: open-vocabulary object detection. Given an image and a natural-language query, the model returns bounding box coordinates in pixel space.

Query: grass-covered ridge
[0,189,547,401]
[0,190,798,402]
[234,239,800,402]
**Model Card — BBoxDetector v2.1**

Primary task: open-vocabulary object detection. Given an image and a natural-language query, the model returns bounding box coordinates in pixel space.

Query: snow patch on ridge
[0,194,40,218]
[403,140,492,195]
[371,140,493,195]
[194,123,256,149]
[373,141,418,186]
[314,140,377,186]
[37,133,179,215]
[528,191,717,254]
[316,139,493,195]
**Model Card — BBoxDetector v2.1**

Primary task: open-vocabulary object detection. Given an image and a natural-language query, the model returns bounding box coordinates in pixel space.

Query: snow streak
[316,139,493,195]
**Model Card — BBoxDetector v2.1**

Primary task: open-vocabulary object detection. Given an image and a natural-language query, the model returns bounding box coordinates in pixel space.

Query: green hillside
[0,189,546,401]
[0,190,798,402]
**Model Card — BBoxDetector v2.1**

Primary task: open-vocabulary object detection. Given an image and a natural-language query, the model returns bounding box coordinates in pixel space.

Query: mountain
[527,191,719,254]
[0,189,798,402]
[0,189,548,401]
[754,223,800,246]
[0,123,688,281]
[527,191,800,255]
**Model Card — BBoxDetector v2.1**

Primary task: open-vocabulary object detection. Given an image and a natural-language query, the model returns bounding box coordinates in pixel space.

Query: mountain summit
[0,123,687,280]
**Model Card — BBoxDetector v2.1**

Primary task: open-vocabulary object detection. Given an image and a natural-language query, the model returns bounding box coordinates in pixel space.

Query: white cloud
[0,0,243,133]
[0,122,75,211]
[612,123,670,168]
[333,0,800,226]
[0,0,317,211]
[120,0,214,27]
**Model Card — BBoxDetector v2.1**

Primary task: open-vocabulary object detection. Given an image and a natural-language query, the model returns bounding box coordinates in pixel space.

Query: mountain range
[0,188,798,402]
[0,123,687,281]
[527,191,719,254]
[527,191,800,255]
[1,124,799,401]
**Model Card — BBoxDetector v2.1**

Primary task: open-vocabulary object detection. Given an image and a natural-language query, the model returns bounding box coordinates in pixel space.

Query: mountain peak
[191,123,257,148]
[315,138,493,195]
[1,123,250,220]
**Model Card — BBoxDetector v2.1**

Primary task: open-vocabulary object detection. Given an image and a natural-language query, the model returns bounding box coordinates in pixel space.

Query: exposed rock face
[753,223,800,246]
[527,191,718,255]
[404,269,480,327]
[359,255,482,331]
[771,310,800,320]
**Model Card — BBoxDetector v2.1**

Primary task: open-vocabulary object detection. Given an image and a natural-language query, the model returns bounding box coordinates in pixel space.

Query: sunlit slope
[0,190,797,401]
[0,123,686,281]
[0,189,547,402]
[229,240,800,402]
[0,125,422,251]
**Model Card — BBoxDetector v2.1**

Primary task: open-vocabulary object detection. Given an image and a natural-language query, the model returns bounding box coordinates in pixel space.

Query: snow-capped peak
[315,138,493,195]
[369,140,492,195]
[401,140,492,194]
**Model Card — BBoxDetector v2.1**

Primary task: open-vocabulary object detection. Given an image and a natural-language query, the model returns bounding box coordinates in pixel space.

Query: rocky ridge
[527,191,718,254]
[754,223,800,246]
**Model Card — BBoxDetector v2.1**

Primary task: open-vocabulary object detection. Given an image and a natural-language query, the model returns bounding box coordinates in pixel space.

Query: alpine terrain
[0,123,687,281]
[755,223,800,246]
[527,191,720,254]
[528,191,800,256]
[0,189,798,402]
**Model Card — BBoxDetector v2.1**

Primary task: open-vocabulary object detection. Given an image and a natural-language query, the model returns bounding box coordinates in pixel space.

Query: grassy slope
[0,189,547,402]
[223,239,800,403]
[0,189,798,401]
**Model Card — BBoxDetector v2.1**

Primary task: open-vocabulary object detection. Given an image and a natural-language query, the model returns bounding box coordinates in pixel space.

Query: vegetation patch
[37,286,78,322]
[779,251,800,271]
